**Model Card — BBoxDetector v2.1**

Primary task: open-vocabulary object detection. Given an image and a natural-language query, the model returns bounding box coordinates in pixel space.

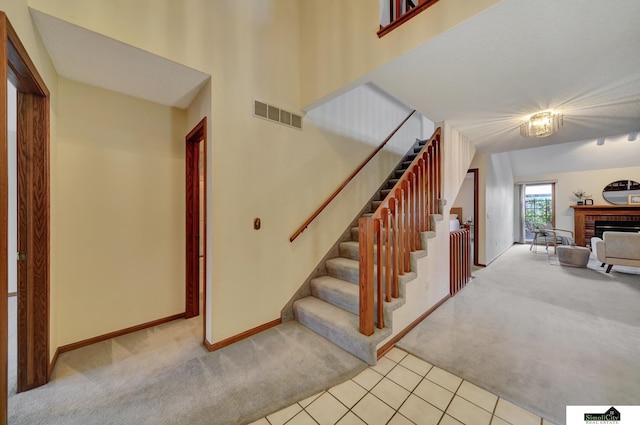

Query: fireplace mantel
[571,204,640,246]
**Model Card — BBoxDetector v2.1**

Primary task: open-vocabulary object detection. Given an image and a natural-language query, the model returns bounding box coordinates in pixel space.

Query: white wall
[486,152,515,263]
[452,174,474,224]
[510,134,640,177]
[471,152,515,265]
[306,83,426,156]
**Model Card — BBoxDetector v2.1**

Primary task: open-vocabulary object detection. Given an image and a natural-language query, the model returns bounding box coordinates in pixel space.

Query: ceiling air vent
[253,99,303,131]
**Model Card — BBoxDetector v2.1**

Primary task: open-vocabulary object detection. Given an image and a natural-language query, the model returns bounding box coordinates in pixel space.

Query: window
[523,183,555,241]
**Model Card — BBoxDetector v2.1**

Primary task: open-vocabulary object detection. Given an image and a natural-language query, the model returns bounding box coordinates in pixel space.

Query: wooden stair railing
[358,127,441,336]
[449,228,471,296]
[378,0,440,38]
[290,110,416,243]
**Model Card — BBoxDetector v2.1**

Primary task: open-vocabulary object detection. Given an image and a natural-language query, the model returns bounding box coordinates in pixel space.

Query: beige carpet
[397,243,640,425]
[8,319,366,425]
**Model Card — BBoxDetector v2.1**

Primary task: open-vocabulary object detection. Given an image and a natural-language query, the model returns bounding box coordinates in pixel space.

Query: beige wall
[55,78,186,344]
[20,1,442,347]
[299,0,501,108]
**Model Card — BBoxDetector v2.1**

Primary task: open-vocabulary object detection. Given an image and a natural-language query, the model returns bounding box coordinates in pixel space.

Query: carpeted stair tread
[293,296,391,365]
[339,241,360,260]
[340,240,403,262]
[310,275,409,327]
[350,225,396,241]
[326,257,360,283]
[311,276,359,314]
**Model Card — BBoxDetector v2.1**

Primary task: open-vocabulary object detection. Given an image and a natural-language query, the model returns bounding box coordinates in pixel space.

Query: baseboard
[55,313,186,356]
[204,318,281,352]
[376,295,450,359]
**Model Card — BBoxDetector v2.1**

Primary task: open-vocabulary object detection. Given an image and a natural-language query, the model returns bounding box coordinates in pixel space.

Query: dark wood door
[185,118,206,319]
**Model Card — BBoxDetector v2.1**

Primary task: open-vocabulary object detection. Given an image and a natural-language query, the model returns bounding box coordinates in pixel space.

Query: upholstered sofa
[593,231,640,273]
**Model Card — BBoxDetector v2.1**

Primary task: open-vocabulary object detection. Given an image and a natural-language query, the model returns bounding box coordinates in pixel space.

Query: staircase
[293,138,443,365]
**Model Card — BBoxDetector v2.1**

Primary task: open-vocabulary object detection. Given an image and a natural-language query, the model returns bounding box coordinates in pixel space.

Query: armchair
[594,231,640,273]
[529,222,574,253]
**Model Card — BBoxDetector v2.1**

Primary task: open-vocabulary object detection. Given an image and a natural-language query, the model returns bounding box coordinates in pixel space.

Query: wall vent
[253,99,302,130]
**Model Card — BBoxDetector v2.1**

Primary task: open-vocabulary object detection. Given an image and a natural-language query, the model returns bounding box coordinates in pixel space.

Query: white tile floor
[249,347,553,425]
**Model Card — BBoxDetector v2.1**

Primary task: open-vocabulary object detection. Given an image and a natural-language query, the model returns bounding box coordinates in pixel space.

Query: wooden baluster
[455,232,460,293]
[395,0,401,20]
[465,229,471,283]
[423,152,428,221]
[396,187,405,276]
[455,233,458,294]
[412,170,420,247]
[389,198,400,298]
[376,218,383,329]
[415,162,421,234]
[436,136,442,201]
[382,208,391,303]
[359,217,374,336]
[402,180,411,271]
[417,159,425,233]
[429,145,436,214]
[407,170,416,252]
[423,152,430,229]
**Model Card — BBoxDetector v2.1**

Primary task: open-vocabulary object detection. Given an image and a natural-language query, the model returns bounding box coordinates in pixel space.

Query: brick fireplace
[571,205,640,246]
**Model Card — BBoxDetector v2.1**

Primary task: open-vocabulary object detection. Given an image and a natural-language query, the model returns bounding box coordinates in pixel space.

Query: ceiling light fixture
[520,111,563,138]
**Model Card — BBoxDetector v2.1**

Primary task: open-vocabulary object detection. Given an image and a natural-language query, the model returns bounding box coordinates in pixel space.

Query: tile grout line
[260,348,546,425]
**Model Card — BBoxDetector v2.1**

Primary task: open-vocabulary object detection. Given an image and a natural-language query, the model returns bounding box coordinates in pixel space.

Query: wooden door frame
[185,117,206,322]
[1,11,50,423]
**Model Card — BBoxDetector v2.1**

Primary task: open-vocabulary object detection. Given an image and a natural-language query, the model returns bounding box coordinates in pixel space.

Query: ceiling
[30,9,209,109]
[370,0,640,153]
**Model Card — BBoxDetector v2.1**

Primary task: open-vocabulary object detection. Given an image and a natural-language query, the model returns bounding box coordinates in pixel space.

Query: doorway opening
[523,183,555,242]
[452,169,479,266]
[185,117,207,329]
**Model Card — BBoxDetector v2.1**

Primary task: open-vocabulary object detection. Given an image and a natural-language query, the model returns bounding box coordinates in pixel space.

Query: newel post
[359,217,375,336]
